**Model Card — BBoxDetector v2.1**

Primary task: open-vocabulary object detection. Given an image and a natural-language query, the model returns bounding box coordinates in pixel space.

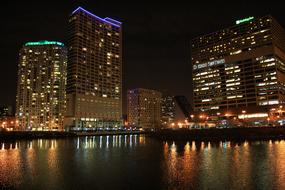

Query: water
[1,135,285,190]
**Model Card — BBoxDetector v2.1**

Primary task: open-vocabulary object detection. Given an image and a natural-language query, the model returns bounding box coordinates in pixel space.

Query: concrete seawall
[0,131,145,140]
[150,127,285,141]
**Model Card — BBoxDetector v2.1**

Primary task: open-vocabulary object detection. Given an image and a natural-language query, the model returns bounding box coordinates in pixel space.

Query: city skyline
[1,1,284,114]
[2,2,285,189]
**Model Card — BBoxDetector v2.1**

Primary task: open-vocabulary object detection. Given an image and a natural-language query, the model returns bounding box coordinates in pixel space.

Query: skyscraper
[127,88,162,129]
[16,41,67,131]
[65,7,122,129]
[161,95,175,125]
[192,15,285,114]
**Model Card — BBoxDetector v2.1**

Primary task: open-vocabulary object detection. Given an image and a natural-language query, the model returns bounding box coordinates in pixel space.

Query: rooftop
[72,6,122,28]
[25,41,64,47]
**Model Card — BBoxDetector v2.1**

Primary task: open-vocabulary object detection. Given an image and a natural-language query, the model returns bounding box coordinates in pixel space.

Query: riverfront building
[16,41,67,130]
[127,88,162,129]
[65,7,122,129]
[192,15,285,114]
[161,95,175,125]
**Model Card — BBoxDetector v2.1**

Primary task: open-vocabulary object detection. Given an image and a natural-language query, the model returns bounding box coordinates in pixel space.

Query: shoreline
[149,127,285,141]
[0,130,145,141]
[2,127,285,142]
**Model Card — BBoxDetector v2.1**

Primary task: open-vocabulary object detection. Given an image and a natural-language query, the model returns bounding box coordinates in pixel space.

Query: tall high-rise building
[65,7,122,129]
[192,15,285,113]
[161,95,175,125]
[127,88,162,129]
[16,41,67,131]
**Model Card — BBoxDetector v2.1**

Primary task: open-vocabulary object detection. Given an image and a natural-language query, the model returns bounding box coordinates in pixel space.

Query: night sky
[1,1,284,113]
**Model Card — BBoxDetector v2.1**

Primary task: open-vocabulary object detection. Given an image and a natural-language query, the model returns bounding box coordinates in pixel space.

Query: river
[1,135,285,189]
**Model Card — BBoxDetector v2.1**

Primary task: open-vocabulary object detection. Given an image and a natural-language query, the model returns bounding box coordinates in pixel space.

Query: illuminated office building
[192,15,285,113]
[16,41,67,130]
[66,7,122,129]
[161,95,175,125]
[127,88,162,129]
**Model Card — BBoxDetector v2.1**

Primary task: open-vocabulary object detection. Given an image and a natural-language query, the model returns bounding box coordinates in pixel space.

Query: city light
[1,4,285,190]
[25,41,64,46]
[235,16,254,24]
[238,113,268,119]
[72,7,121,28]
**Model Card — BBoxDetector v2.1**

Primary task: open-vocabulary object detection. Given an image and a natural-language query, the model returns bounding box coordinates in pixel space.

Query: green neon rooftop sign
[236,16,255,25]
[25,41,64,46]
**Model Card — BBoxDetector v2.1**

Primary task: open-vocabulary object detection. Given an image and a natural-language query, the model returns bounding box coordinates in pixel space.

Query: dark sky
[1,1,284,113]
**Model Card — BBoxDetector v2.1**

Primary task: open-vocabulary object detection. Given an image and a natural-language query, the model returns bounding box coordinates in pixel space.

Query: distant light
[238,113,268,119]
[236,16,254,25]
[25,41,64,47]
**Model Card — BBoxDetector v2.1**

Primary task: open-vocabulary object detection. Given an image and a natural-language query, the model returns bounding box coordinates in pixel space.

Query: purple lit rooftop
[72,7,122,28]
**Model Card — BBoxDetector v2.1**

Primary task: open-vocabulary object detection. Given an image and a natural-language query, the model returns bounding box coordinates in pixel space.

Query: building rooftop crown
[72,6,122,28]
[24,40,64,47]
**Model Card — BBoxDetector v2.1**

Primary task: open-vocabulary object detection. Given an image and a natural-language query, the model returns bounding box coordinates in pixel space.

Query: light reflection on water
[163,140,285,190]
[0,135,146,189]
[1,136,285,189]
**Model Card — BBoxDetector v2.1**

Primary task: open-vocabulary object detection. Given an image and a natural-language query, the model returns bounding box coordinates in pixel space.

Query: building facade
[16,41,67,131]
[192,15,285,113]
[161,95,175,125]
[65,7,122,129]
[127,88,162,129]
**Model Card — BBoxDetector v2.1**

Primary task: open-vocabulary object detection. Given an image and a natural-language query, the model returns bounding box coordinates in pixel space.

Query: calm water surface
[1,135,285,190]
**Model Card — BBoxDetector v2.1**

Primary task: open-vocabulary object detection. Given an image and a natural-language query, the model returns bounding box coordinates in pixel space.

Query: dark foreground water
[1,135,285,190]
